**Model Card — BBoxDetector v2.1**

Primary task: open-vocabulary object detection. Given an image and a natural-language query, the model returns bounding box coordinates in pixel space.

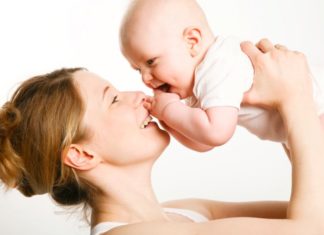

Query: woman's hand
[241,39,313,112]
[241,39,324,225]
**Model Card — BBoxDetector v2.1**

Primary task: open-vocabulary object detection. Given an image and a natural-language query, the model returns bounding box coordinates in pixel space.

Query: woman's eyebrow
[102,86,110,100]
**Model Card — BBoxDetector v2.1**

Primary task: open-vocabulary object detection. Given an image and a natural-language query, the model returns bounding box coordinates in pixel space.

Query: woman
[0,39,323,235]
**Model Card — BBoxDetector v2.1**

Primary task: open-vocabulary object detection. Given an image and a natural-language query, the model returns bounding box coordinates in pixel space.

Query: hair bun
[52,182,87,205]
[17,174,35,197]
[0,102,23,188]
[0,102,21,138]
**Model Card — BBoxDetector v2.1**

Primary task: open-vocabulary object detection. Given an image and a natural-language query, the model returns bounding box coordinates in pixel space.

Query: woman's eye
[146,58,155,66]
[112,95,119,104]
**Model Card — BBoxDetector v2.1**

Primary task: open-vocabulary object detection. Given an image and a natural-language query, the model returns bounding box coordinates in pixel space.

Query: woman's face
[74,70,170,166]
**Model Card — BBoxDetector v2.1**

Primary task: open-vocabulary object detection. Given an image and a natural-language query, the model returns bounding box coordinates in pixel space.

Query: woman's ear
[183,27,202,57]
[63,144,101,171]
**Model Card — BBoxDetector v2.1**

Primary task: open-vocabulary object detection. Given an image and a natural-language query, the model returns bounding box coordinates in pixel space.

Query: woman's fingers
[241,40,286,63]
[240,41,261,67]
[256,38,274,53]
[240,41,261,105]
[274,44,288,51]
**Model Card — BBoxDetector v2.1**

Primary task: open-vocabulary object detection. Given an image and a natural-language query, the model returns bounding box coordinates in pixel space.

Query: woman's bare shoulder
[102,221,197,235]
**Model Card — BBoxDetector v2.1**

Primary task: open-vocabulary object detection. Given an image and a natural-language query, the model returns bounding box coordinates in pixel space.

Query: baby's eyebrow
[102,86,110,101]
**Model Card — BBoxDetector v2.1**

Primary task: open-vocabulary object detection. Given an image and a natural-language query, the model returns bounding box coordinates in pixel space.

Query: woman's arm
[163,198,287,220]
[241,39,324,225]
[107,217,308,235]
[241,39,324,222]
[208,200,288,219]
[106,39,324,235]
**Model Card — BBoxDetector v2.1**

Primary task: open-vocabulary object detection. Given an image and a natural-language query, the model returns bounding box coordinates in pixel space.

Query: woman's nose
[136,91,147,106]
[129,91,146,108]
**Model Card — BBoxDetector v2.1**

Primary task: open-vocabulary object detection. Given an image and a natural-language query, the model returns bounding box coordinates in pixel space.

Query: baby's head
[120,0,215,99]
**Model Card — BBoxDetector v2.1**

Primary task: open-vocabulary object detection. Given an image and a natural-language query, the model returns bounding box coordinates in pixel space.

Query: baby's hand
[146,90,180,120]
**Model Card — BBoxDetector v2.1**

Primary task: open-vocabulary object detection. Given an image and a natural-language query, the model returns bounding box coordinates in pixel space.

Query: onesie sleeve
[193,36,254,110]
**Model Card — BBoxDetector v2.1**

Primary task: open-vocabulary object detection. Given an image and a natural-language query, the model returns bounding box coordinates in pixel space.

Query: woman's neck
[89,162,168,226]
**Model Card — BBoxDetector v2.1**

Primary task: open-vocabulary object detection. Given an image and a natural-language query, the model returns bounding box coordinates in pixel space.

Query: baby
[119,0,324,152]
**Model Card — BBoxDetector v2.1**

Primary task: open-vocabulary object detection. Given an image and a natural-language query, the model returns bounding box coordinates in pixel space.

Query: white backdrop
[0,0,323,234]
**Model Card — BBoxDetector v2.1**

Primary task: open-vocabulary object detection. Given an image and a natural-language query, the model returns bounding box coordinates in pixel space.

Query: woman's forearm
[239,39,324,233]
[280,98,324,220]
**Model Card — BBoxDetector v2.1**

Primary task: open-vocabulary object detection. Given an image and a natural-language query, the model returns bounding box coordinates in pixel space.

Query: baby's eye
[146,58,155,66]
[112,95,119,104]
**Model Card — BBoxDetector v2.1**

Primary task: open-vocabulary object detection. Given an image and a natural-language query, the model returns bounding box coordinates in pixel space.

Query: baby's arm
[159,121,214,152]
[163,102,238,146]
[148,90,238,147]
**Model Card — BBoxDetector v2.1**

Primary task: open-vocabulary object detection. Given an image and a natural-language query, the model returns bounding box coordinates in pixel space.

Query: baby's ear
[63,144,101,171]
[183,27,202,57]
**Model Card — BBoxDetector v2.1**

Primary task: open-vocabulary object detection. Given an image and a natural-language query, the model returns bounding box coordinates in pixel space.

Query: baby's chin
[174,89,191,100]
[156,84,190,100]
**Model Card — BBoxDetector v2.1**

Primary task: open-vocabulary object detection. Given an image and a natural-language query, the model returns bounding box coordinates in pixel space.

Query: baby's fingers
[153,89,164,96]
[144,96,154,110]
[144,102,152,110]
[145,96,154,103]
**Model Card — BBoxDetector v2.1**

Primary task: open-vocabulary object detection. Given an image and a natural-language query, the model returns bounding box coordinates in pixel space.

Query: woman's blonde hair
[0,68,91,206]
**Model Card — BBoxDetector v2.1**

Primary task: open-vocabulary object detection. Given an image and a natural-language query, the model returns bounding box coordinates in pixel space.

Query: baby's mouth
[157,83,170,92]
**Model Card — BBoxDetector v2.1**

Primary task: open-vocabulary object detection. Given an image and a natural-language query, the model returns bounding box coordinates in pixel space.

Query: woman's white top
[90,207,209,235]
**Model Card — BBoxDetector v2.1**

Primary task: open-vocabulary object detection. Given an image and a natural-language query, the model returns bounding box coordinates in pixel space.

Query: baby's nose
[141,71,153,86]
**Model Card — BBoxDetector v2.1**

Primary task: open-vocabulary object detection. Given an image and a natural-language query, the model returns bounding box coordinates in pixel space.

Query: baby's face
[121,26,197,99]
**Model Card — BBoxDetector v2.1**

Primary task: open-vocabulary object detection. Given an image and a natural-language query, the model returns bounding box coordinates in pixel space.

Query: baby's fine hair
[120,0,213,41]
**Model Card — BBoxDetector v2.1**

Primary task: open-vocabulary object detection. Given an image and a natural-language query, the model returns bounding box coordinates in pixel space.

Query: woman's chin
[161,129,171,144]
[157,131,171,155]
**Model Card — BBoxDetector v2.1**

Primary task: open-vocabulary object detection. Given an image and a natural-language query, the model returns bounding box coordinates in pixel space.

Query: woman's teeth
[140,116,153,129]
